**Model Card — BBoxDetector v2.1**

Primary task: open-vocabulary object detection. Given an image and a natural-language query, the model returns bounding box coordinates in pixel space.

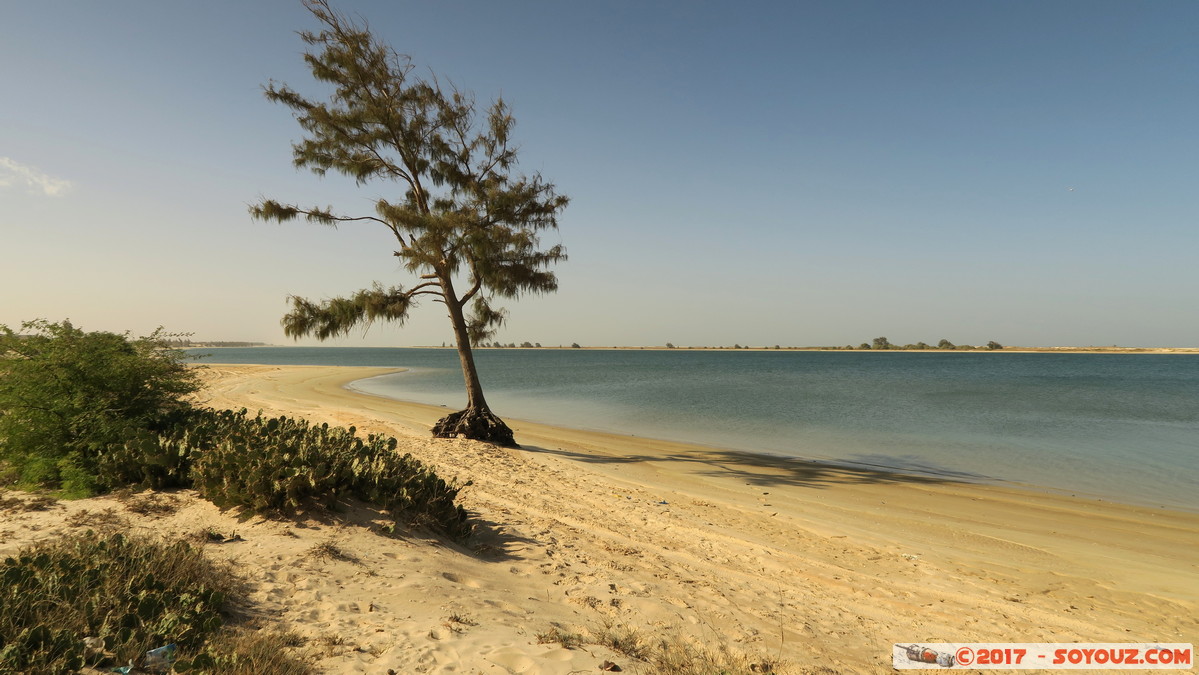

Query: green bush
[0,530,311,675]
[93,407,234,493]
[190,409,471,540]
[0,320,198,492]
[0,531,230,674]
[1,320,472,541]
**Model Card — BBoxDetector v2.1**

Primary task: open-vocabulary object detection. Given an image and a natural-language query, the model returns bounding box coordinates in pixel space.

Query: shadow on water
[517,442,996,491]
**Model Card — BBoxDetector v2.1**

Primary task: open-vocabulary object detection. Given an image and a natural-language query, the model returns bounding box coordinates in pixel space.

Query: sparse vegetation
[63,507,128,530]
[443,613,478,632]
[195,628,311,675]
[305,541,358,564]
[0,493,58,513]
[535,621,795,674]
[117,490,183,517]
[641,637,787,675]
[593,621,652,660]
[535,626,586,650]
[0,530,310,674]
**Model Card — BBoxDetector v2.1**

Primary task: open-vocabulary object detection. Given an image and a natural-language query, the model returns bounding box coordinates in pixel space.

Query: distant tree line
[655,339,1005,350]
[467,339,1005,351]
[846,337,1003,351]
[165,340,268,348]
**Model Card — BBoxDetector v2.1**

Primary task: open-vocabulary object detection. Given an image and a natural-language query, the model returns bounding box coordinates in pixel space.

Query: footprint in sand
[441,571,483,588]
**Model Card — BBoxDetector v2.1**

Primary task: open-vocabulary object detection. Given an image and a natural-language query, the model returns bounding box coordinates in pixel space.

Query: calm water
[191,347,1199,511]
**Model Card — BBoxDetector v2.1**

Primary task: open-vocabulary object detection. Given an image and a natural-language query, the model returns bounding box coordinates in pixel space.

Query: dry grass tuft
[640,636,789,675]
[535,626,586,650]
[315,634,348,657]
[446,613,477,633]
[64,507,128,530]
[536,621,801,675]
[307,540,359,564]
[0,492,58,513]
[117,490,182,516]
[200,627,312,675]
[593,621,652,660]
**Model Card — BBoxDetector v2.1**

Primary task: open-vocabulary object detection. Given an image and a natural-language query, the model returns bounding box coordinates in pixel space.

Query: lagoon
[191,347,1199,511]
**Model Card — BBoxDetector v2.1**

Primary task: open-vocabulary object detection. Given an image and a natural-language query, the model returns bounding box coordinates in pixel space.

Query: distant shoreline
[418,345,1199,354]
[189,344,1199,354]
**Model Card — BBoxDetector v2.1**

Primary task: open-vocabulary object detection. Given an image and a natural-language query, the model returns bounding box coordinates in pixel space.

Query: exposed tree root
[431,408,518,448]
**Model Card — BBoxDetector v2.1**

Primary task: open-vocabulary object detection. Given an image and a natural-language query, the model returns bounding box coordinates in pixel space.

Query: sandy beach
[2,364,1196,673]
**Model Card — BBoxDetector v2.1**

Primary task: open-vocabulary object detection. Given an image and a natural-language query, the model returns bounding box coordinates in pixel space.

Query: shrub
[0,320,472,541]
[0,531,232,673]
[92,407,234,493]
[0,530,311,674]
[190,409,471,539]
[0,320,198,492]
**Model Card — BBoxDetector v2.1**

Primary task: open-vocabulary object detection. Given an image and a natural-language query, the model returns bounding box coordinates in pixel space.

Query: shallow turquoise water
[192,347,1199,511]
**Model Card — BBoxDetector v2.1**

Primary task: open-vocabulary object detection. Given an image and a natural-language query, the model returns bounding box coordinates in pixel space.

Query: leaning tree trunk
[430,280,518,447]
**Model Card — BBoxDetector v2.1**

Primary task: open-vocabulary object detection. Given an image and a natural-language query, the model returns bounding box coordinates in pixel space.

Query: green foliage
[848,337,1004,352]
[190,409,470,540]
[251,0,568,346]
[250,1,567,442]
[92,407,233,493]
[0,531,232,674]
[0,320,199,493]
[0,318,473,539]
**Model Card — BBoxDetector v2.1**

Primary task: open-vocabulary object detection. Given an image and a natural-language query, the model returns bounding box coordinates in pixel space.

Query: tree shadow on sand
[272,498,538,562]
[460,512,541,561]
[517,442,995,492]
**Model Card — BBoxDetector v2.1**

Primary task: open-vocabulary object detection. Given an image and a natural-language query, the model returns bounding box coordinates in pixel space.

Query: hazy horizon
[4,1,1197,348]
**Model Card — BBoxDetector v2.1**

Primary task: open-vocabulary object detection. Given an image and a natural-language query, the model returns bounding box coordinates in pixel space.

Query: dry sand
[2,364,1196,673]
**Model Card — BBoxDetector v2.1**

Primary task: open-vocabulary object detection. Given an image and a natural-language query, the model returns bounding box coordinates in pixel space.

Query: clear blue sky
[3,1,1196,347]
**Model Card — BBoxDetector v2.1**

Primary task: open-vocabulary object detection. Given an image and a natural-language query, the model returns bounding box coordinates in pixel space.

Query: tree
[251,0,568,447]
[986,340,1004,350]
[0,320,198,491]
[872,336,892,350]
[937,339,955,350]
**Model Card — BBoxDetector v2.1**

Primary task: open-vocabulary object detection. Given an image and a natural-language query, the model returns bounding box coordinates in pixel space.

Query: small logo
[899,644,955,667]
